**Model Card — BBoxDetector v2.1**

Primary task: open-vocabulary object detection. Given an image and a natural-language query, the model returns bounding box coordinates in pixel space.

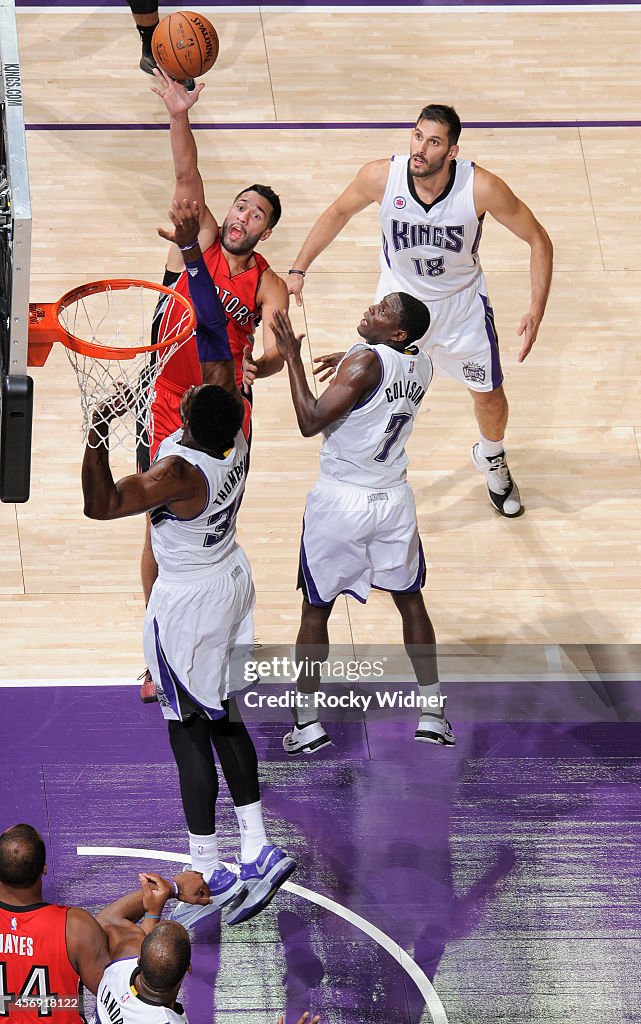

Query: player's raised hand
[173,870,211,906]
[312,352,345,383]
[94,383,135,425]
[158,197,201,250]
[150,66,205,113]
[271,309,305,362]
[276,1013,321,1024]
[287,271,306,307]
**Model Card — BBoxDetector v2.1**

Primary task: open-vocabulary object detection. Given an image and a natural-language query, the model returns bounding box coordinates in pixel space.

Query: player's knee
[301,596,334,620]
[472,385,507,414]
[391,589,425,614]
[127,0,158,14]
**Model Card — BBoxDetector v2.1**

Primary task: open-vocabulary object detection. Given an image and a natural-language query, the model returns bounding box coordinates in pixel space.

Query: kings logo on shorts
[463,360,486,384]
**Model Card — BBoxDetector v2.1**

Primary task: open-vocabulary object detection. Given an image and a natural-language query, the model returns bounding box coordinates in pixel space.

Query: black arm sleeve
[183,254,233,364]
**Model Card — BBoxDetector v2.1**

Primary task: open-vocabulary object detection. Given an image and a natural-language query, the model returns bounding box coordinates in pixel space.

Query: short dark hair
[140,922,191,991]
[0,825,46,888]
[415,104,461,146]
[235,185,282,228]
[397,293,430,343]
[188,385,243,452]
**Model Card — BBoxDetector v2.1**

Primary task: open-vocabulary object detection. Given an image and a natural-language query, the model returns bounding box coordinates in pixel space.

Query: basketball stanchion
[27,279,196,451]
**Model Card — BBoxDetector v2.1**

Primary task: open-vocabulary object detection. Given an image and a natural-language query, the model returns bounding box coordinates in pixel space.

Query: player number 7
[373,413,411,463]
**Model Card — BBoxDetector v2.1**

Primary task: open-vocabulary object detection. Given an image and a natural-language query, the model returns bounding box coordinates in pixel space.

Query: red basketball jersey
[157,238,270,394]
[0,902,82,1022]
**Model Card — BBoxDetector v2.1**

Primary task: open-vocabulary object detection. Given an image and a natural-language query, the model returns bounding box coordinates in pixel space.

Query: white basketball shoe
[169,866,247,928]
[471,444,522,518]
[282,721,332,755]
[415,714,456,746]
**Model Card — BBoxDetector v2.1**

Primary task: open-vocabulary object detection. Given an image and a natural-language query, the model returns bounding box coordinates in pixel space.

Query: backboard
[0,0,32,502]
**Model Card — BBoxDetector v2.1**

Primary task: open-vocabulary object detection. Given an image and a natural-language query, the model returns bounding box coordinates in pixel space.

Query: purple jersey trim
[480,294,504,391]
[353,347,385,410]
[299,518,331,608]
[154,618,181,720]
[381,232,392,270]
[471,213,485,256]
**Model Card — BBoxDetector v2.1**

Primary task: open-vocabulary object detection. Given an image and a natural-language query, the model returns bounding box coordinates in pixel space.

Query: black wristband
[179,242,199,252]
[288,268,306,277]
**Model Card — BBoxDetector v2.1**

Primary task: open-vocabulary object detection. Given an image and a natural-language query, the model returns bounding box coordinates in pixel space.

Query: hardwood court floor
[2,4,641,673]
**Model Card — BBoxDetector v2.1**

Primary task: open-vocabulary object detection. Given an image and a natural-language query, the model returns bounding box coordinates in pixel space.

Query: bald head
[0,825,46,888]
[139,921,191,993]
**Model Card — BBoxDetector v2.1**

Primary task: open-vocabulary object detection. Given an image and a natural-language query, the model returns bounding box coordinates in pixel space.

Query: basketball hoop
[28,279,196,451]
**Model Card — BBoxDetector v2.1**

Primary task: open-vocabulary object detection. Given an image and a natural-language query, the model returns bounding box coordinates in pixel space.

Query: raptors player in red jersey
[136,71,288,701]
[0,825,210,1021]
[146,69,288,467]
[0,824,108,1021]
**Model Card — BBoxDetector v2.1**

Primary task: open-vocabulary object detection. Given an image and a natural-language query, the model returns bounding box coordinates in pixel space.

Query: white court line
[78,844,449,1024]
[0,679,140,687]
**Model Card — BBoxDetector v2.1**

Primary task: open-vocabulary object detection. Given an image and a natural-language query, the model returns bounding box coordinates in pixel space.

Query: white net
[58,282,194,451]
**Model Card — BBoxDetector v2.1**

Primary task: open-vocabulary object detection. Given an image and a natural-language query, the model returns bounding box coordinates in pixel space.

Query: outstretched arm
[270,309,381,436]
[158,198,241,401]
[475,166,553,362]
[287,159,389,306]
[151,68,218,269]
[82,431,204,521]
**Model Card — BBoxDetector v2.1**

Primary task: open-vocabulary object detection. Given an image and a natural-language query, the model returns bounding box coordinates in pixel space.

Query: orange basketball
[152,11,219,81]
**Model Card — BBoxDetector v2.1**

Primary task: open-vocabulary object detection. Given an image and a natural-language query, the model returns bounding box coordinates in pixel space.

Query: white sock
[188,832,219,880]
[478,433,505,458]
[418,682,444,718]
[235,800,268,863]
[296,690,318,727]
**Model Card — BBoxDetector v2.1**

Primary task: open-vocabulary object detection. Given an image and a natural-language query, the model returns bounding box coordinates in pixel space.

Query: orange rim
[48,278,195,361]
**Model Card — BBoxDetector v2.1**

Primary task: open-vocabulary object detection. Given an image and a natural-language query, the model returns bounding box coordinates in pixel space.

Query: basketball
[152,11,219,81]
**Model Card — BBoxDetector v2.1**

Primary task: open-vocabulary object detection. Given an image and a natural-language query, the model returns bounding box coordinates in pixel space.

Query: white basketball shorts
[144,546,255,722]
[298,478,426,607]
[376,270,503,393]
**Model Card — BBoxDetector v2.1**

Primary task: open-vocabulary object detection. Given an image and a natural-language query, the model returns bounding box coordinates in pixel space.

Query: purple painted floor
[2,685,640,1023]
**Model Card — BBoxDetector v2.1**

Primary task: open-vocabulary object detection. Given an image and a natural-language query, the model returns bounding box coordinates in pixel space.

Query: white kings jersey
[96,958,187,1024]
[319,342,432,488]
[150,429,248,575]
[378,157,483,301]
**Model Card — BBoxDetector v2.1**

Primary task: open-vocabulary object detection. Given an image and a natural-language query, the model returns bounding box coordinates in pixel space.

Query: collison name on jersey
[319,342,432,490]
[384,376,426,406]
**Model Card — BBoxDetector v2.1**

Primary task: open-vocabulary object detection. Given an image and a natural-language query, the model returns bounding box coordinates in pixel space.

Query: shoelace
[487,454,512,490]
